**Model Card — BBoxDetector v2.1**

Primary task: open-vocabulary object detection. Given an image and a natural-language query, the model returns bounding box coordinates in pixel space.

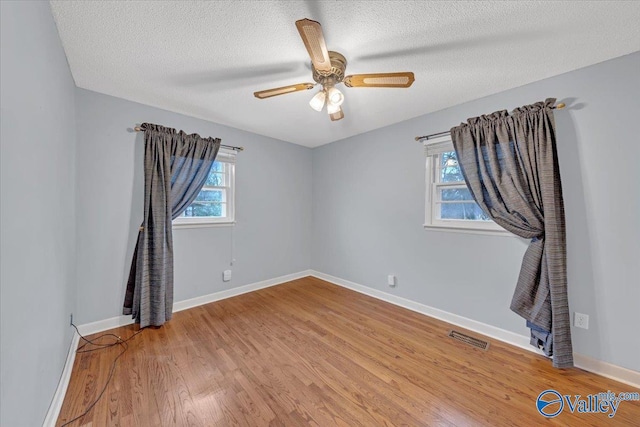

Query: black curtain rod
[414,102,566,142]
[133,126,244,151]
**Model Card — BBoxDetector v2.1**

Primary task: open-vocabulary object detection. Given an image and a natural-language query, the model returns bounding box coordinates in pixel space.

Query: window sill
[173,221,236,230]
[423,223,515,237]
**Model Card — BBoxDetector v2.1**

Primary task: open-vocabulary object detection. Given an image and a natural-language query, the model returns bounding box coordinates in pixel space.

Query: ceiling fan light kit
[326,86,344,106]
[253,18,415,121]
[309,90,326,112]
[326,101,341,115]
[329,109,344,122]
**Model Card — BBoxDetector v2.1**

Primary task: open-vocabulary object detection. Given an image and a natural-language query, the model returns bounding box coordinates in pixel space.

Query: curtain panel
[450,98,573,368]
[123,123,220,328]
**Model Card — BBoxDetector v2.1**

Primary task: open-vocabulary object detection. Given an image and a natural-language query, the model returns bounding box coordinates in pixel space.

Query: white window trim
[173,149,236,229]
[423,135,512,237]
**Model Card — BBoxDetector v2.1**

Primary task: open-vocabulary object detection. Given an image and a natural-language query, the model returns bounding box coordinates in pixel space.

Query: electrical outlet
[574,312,589,330]
[70,313,73,326]
[387,275,396,287]
[223,270,232,282]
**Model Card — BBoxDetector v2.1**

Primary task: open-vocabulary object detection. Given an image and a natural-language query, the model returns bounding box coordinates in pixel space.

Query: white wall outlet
[574,312,589,329]
[387,275,396,287]
[223,270,232,282]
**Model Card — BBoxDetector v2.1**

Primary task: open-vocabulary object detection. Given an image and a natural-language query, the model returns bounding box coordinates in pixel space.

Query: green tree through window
[438,151,490,221]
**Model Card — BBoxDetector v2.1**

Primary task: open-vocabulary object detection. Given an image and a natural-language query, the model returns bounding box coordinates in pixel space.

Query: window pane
[210,161,224,173]
[441,187,474,201]
[195,189,224,202]
[439,202,490,221]
[173,158,235,225]
[205,170,225,186]
[182,202,226,218]
[440,151,464,182]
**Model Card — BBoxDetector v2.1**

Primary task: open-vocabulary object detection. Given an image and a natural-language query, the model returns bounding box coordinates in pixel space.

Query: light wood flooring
[57,277,640,426]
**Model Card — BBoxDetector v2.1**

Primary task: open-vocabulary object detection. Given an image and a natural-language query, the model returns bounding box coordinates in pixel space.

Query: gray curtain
[450,98,573,368]
[123,123,220,328]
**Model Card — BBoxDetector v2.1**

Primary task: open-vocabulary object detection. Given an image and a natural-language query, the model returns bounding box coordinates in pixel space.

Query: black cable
[75,326,143,353]
[59,323,143,426]
[71,323,124,350]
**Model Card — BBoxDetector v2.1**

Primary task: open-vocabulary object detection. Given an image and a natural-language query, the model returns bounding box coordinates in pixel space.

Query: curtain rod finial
[555,102,566,109]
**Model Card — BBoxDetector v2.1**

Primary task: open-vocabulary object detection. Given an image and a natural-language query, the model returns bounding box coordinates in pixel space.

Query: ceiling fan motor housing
[312,51,347,86]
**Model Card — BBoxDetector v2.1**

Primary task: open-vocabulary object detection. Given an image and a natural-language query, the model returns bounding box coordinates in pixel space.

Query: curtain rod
[133,126,244,151]
[414,102,566,142]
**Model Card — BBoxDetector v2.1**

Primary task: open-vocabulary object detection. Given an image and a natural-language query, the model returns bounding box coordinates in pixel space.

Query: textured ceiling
[50,1,640,147]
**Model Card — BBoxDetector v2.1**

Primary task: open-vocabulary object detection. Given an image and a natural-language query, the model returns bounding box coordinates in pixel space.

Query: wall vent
[448,330,490,351]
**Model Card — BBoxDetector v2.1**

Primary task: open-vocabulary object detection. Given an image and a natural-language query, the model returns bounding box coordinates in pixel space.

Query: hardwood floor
[57,277,639,426]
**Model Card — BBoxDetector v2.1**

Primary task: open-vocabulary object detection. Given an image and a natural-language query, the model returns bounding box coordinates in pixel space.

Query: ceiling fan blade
[253,83,315,99]
[329,107,344,121]
[344,72,415,88]
[295,19,332,72]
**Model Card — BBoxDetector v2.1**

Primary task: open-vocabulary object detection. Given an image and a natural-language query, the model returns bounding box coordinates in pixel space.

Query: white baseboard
[43,331,80,427]
[77,270,313,336]
[76,313,136,336]
[309,270,640,389]
[573,354,640,389]
[173,270,312,312]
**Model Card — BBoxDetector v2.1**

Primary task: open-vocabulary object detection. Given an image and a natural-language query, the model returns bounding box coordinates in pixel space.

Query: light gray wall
[312,52,640,372]
[74,89,312,324]
[0,2,77,426]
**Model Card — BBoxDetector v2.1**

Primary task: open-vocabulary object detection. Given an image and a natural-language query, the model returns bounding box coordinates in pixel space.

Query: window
[424,135,506,234]
[173,149,235,228]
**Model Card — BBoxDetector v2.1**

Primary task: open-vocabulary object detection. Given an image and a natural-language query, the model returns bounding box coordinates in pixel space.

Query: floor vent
[448,330,490,351]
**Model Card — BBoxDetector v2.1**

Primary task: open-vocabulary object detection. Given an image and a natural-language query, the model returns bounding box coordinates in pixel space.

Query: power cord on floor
[59,323,144,426]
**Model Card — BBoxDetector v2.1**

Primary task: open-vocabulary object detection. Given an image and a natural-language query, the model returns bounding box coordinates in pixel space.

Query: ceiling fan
[253,19,415,121]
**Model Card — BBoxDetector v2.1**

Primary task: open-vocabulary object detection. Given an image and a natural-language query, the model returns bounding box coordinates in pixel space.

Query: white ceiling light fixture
[326,101,341,115]
[326,86,344,106]
[309,90,326,111]
[309,84,342,113]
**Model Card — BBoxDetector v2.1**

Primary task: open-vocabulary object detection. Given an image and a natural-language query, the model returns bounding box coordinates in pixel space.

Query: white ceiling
[50,1,640,148]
